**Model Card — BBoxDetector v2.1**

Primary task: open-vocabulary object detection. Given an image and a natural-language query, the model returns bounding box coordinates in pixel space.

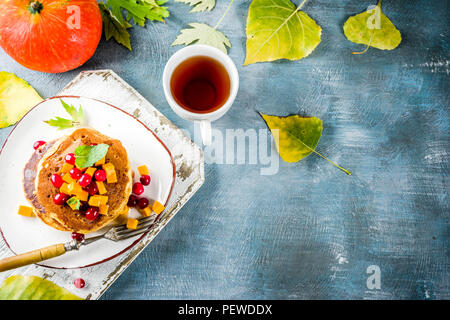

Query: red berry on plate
[33,140,46,150]
[127,195,138,207]
[74,278,85,289]
[137,197,149,209]
[53,193,69,205]
[78,174,92,187]
[71,232,85,242]
[69,167,82,180]
[94,169,106,182]
[50,174,64,188]
[65,153,76,165]
[85,207,99,221]
[140,175,151,186]
[132,182,144,195]
[85,182,98,196]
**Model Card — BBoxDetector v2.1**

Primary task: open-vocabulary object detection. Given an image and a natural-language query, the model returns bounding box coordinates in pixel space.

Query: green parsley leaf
[99,2,132,51]
[74,144,110,169]
[172,23,231,54]
[44,100,85,130]
[60,100,84,123]
[44,117,75,130]
[175,0,215,12]
[67,197,81,211]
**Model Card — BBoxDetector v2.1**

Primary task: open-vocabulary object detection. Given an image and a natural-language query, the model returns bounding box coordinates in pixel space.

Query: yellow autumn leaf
[343,1,402,54]
[244,0,322,65]
[261,113,323,162]
[0,71,42,128]
[0,275,83,300]
[261,113,351,175]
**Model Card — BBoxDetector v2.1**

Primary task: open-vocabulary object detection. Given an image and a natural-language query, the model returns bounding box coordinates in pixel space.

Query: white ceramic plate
[0,96,175,269]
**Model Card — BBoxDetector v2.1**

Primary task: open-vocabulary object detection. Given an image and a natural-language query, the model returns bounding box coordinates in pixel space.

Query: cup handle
[198,120,212,146]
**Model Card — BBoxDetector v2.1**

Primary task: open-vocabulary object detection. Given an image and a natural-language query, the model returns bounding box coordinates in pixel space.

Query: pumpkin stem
[28,1,43,14]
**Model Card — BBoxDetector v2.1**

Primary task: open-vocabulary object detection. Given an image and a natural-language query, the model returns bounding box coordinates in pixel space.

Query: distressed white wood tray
[0,70,204,299]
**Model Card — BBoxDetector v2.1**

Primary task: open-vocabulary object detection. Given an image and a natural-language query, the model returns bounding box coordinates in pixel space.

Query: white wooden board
[0,70,204,299]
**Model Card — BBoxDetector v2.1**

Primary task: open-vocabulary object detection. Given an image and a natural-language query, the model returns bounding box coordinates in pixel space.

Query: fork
[0,214,158,272]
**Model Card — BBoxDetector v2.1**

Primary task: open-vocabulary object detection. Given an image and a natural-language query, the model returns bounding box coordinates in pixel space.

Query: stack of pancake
[23,128,132,234]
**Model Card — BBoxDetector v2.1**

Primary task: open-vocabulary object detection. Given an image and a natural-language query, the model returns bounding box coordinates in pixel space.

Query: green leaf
[175,0,215,12]
[0,275,82,300]
[172,23,231,54]
[44,117,75,130]
[244,0,322,65]
[343,1,401,53]
[75,143,110,169]
[60,100,84,123]
[44,99,85,130]
[99,2,132,51]
[105,0,169,27]
[261,113,351,175]
[0,71,42,128]
[67,197,81,210]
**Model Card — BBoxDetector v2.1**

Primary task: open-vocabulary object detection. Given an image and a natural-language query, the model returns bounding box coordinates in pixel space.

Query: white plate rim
[0,95,176,269]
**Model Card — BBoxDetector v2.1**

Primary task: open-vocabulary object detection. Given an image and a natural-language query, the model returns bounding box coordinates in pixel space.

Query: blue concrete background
[0,1,448,299]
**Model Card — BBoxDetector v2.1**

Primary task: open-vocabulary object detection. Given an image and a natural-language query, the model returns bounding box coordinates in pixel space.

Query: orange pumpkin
[0,0,102,73]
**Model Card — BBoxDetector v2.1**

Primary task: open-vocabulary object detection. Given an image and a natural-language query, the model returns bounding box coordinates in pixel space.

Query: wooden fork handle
[0,243,66,272]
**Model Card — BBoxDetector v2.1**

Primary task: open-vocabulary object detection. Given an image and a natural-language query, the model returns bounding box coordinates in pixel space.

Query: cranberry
[79,203,89,213]
[50,174,64,188]
[78,174,92,187]
[94,169,107,182]
[137,197,149,209]
[140,175,151,186]
[132,182,144,195]
[65,153,76,165]
[69,167,82,180]
[71,232,85,242]
[33,140,46,150]
[85,182,98,196]
[74,278,85,289]
[85,207,99,221]
[53,193,69,205]
[127,195,138,207]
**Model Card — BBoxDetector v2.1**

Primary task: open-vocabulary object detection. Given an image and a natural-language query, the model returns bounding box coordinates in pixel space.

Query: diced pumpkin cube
[102,163,115,174]
[139,207,152,217]
[68,182,83,195]
[137,165,149,176]
[126,218,139,230]
[106,171,117,184]
[99,196,108,205]
[102,163,117,183]
[88,195,108,207]
[99,204,109,215]
[85,167,96,177]
[62,173,76,184]
[96,181,107,194]
[18,205,35,217]
[67,197,81,210]
[75,190,89,202]
[95,157,105,166]
[152,201,165,214]
[60,183,70,195]
[60,163,73,174]
[88,196,101,207]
